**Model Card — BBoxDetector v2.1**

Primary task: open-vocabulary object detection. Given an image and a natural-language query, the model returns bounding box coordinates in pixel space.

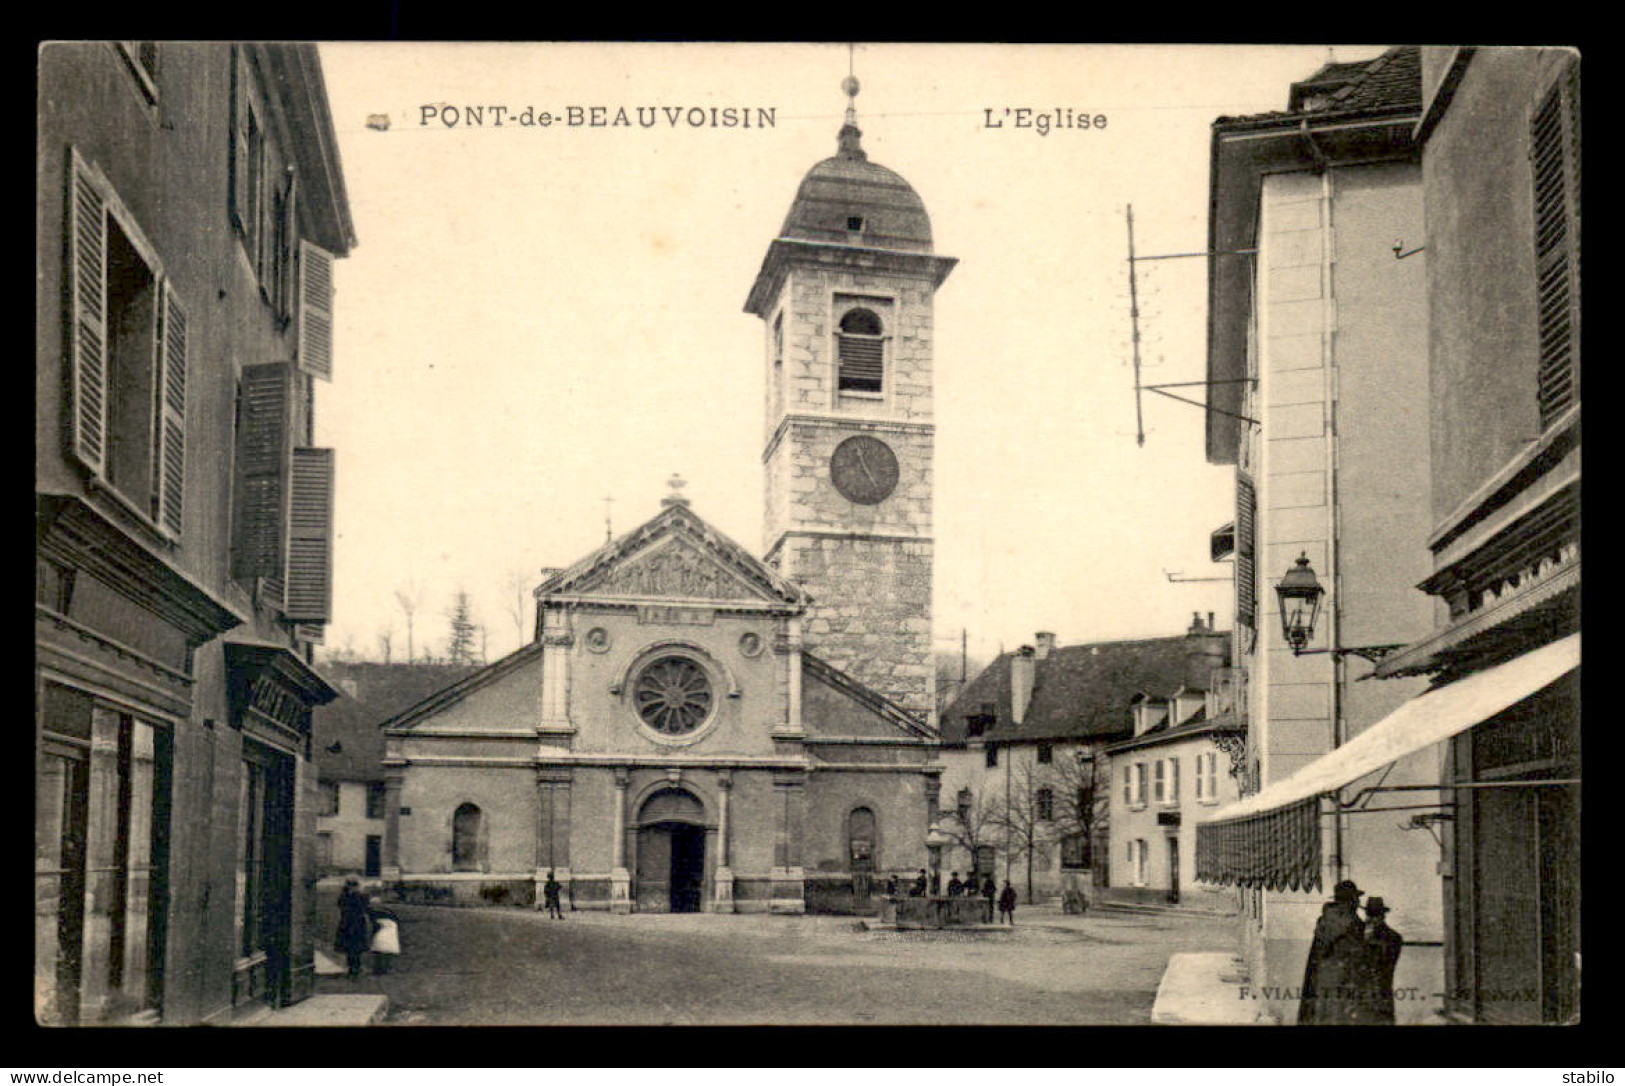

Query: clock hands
[853,446,879,487]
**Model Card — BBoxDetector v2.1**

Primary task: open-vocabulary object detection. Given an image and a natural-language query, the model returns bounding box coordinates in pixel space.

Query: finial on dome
[838,64,865,160]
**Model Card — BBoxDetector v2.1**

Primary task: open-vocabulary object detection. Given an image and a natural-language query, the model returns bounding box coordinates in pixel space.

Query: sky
[313,42,1380,667]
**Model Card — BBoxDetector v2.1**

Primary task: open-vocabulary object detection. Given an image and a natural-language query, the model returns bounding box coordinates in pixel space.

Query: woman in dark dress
[335,877,373,979]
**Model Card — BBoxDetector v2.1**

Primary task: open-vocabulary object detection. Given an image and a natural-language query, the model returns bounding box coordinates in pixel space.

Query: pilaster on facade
[609,766,631,913]
[538,606,574,732]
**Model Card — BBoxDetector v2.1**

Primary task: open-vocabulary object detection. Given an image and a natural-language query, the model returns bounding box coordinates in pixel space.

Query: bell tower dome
[745,73,956,721]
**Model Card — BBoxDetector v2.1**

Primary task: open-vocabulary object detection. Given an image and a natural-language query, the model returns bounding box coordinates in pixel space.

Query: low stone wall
[881,896,994,928]
[389,878,536,908]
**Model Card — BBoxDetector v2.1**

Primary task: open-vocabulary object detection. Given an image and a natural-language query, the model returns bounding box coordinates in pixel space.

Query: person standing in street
[998,880,1018,926]
[1354,897,1404,1024]
[1298,879,1366,1025]
[947,872,964,897]
[544,870,564,919]
[334,876,373,979]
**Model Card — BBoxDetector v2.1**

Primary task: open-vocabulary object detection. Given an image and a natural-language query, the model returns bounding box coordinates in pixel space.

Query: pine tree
[446,589,479,665]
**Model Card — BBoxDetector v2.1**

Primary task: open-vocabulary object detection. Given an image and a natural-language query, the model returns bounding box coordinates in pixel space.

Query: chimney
[1186,612,1230,680]
[1011,645,1037,726]
[1034,631,1056,660]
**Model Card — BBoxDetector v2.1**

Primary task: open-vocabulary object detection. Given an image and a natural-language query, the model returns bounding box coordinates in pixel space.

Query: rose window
[633,656,714,735]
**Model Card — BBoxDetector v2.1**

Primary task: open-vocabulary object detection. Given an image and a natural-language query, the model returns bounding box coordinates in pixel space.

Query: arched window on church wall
[848,806,876,874]
[452,802,482,871]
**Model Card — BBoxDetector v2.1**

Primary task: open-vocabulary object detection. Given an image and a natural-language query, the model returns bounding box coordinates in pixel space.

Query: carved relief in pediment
[585,541,760,601]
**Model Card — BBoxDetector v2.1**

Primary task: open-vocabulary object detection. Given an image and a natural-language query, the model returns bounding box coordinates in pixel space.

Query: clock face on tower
[829,435,900,505]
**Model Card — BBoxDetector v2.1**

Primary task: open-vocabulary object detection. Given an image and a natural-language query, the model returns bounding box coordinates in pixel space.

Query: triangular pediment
[539,502,807,607]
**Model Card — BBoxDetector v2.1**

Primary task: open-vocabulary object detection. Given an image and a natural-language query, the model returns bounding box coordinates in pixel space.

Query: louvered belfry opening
[1533,60,1580,431]
[837,308,885,393]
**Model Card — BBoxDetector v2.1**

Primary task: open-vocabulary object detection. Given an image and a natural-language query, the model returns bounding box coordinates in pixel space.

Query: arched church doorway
[635,789,708,913]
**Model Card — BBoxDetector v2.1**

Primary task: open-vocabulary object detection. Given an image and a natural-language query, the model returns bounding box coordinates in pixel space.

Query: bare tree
[445,588,479,665]
[1048,748,1108,887]
[504,566,533,646]
[988,760,1061,904]
[375,626,394,664]
[393,578,425,663]
[937,784,1003,893]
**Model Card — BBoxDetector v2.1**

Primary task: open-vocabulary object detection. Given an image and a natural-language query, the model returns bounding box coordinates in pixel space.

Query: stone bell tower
[744,75,956,721]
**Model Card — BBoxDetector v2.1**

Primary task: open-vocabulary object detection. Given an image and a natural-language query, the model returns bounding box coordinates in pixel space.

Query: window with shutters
[116,42,159,104]
[1132,762,1147,808]
[1166,757,1180,806]
[230,361,335,621]
[1532,61,1580,431]
[231,47,301,322]
[835,304,886,397]
[1037,741,1053,764]
[1153,760,1166,804]
[1235,472,1257,632]
[1036,787,1054,822]
[65,148,187,542]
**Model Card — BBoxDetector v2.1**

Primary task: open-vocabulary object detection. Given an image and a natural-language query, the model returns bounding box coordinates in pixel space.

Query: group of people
[334,876,400,978]
[1299,879,1405,1025]
[892,869,1021,925]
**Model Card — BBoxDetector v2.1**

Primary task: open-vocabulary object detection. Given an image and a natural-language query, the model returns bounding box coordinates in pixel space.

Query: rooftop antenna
[1123,203,1262,445]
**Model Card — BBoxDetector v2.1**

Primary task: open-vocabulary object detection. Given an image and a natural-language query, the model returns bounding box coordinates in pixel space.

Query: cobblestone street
[313,902,1235,1026]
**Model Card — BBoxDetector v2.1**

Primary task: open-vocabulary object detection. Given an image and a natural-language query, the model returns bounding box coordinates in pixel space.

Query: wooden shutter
[67,148,109,477]
[838,335,884,392]
[298,240,335,381]
[1235,471,1257,629]
[276,168,298,319]
[231,362,293,580]
[284,447,334,622]
[293,623,325,645]
[155,282,187,539]
[230,47,249,237]
[1532,61,1580,430]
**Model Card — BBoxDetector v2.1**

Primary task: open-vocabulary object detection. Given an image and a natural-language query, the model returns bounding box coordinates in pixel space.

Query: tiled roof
[940,633,1226,746]
[1217,46,1422,127]
[313,662,483,780]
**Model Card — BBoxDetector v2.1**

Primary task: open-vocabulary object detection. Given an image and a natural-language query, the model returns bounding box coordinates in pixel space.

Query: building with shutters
[379,85,950,916]
[935,618,1231,906]
[1102,650,1243,913]
[1192,47,1445,1024]
[1360,47,1580,1024]
[36,43,353,1024]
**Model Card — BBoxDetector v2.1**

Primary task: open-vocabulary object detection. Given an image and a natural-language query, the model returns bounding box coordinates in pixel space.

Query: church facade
[381,93,955,913]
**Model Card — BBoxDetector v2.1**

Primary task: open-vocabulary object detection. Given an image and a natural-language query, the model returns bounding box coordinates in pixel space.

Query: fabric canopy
[1194,633,1579,891]
[1196,796,1322,892]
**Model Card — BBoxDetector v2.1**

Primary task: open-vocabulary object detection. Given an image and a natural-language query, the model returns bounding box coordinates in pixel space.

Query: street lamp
[1272,553,1407,664]
[1275,552,1324,655]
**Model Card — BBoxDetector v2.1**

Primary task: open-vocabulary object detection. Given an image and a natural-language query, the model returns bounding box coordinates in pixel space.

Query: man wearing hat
[1354,897,1404,1025]
[1298,879,1366,1025]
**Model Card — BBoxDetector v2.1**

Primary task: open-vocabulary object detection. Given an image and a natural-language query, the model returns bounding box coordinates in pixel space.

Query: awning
[1195,632,1579,890]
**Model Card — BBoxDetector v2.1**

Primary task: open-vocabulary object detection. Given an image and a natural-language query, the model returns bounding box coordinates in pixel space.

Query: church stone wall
[804,769,931,876]
[395,763,536,877]
[565,608,788,751]
[785,535,933,717]
[776,265,937,423]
